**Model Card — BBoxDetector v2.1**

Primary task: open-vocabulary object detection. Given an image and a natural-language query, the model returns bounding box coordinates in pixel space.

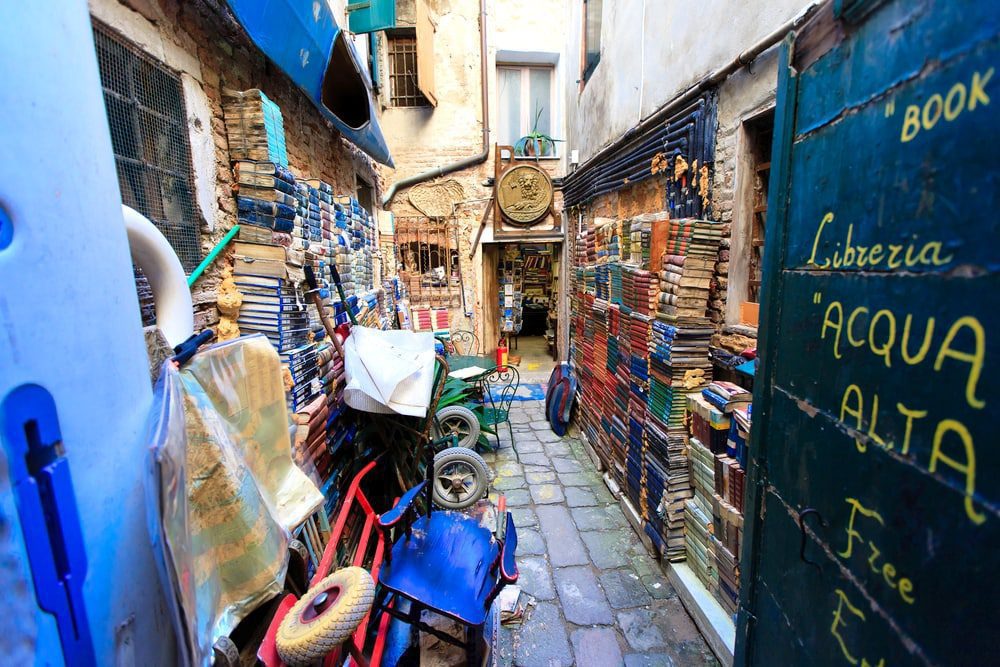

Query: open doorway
[492,241,561,374]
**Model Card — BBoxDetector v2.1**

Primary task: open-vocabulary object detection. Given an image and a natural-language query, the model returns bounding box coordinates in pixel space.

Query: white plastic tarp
[343,327,436,417]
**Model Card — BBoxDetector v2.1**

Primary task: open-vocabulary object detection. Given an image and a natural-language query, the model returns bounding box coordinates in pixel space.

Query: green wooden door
[736,1,999,665]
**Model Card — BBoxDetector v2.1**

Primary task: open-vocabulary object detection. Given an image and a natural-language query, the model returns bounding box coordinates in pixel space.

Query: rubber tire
[276,567,375,667]
[432,447,490,510]
[433,404,481,449]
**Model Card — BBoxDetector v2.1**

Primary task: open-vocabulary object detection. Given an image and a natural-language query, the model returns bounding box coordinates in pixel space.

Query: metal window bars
[394,217,460,308]
[387,34,428,107]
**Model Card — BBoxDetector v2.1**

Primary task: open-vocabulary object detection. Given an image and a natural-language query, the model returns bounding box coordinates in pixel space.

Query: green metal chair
[449,329,479,355]
[478,365,520,460]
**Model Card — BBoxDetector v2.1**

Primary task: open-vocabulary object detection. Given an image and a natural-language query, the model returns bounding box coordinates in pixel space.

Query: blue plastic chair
[375,483,518,661]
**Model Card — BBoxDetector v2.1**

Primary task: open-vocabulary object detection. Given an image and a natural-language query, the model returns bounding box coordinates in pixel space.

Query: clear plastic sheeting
[343,327,437,417]
[146,334,324,666]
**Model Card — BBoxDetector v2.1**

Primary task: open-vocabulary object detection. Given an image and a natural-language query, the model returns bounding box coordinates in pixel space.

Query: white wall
[564,0,814,164]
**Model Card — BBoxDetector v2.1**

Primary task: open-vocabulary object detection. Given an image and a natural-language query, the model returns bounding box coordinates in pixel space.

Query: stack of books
[411,306,450,334]
[282,343,320,413]
[234,161,297,237]
[291,393,328,484]
[628,216,651,266]
[622,266,658,315]
[224,89,289,167]
[685,430,717,589]
[647,416,692,560]
[233,257,308,348]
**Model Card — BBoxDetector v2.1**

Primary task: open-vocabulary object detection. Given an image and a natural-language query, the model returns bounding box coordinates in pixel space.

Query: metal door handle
[798,507,828,570]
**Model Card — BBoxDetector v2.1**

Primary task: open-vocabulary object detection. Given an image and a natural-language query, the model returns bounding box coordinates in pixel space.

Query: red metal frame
[258,460,392,667]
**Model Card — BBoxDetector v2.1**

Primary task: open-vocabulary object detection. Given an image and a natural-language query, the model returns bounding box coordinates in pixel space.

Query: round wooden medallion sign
[497,164,554,226]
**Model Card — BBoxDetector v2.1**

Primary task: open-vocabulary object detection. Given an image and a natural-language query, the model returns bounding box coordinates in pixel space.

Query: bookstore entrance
[482,241,562,370]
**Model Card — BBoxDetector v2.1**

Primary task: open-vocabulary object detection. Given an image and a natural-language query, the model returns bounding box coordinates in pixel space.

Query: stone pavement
[484,399,719,667]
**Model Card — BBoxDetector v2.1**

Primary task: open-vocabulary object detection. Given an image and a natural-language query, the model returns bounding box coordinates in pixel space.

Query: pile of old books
[233,160,297,241]
[647,416,691,560]
[622,266,658,315]
[628,216,651,266]
[685,434,717,589]
[233,245,309,352]
[224,89,288,166]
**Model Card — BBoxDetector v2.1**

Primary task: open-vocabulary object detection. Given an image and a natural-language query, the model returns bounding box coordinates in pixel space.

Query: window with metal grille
[387,31,429,107]
[92,22,201,271]
[395,218,459,307]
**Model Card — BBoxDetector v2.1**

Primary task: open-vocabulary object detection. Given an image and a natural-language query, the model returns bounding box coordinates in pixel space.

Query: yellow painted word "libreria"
[807,212,953,271]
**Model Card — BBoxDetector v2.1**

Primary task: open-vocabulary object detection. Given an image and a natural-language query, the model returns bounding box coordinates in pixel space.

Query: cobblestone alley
[483,398,719,667]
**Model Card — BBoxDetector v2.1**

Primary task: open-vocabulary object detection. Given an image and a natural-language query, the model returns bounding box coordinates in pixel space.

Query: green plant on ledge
[514,106,563,158]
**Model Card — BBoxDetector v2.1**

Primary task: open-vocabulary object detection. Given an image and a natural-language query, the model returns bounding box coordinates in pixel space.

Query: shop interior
[496,241,560,369]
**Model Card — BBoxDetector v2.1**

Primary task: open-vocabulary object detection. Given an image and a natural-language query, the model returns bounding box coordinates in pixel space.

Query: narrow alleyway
[484,396,719,666]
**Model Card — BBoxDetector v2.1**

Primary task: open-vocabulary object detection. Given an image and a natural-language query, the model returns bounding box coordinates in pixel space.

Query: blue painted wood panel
[737,1,1000,665]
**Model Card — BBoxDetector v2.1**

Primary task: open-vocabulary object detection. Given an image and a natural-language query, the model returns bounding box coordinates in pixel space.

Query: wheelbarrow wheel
[433,404,481,449]
[432,447,490,510]
[276,567,375,667]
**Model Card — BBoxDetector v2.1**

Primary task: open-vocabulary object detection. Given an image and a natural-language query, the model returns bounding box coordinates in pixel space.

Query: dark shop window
[582,0,602,83]
[92,22,201,272]
[387,30,430,108]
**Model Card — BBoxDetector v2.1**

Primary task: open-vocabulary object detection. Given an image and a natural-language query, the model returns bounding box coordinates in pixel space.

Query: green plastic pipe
[187,224,240,287]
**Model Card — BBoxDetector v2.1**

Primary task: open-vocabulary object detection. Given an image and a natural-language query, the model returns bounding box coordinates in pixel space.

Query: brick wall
[95,0,382,330]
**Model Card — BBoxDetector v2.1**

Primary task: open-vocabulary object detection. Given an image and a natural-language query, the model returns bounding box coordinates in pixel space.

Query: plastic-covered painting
[146,335,324,665]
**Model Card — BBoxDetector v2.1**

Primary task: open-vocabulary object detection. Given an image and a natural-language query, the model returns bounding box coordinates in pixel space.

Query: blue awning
[226,0,394,167]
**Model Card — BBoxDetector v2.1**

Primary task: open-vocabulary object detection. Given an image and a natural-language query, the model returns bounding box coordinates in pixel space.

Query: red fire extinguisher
[496,336,508,371]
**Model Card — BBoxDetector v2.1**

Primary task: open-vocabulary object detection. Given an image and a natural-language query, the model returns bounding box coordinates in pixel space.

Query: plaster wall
[563,0,812,164]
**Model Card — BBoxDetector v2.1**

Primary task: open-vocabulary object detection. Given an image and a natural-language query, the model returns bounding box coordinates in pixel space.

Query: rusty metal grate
[387,33,428,108]
[92,22,201,272]
[395,217,459,307]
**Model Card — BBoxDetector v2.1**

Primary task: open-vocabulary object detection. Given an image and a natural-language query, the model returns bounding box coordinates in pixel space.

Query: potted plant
[514,107,563,158]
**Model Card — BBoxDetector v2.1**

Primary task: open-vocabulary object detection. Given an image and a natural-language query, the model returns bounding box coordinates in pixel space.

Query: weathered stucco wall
[563,0,811,164]
[89,0,382,330]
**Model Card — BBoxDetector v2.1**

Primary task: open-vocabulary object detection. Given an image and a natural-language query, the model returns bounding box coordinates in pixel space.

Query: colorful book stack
[291,393,328,484]
[628,215,653,267]
[685,436,717,590]
[411,306,450,334]
[626,312,651,516]
[622,266,658,315]
[619,218,632,263]
[595,264,610,301]
[657,220,720,321]
[647,416,691,560]
[233,161,297,239]
[609,263,623,305]
[283,341,320,411]
[701,381,750,615]
[224,89,289,167]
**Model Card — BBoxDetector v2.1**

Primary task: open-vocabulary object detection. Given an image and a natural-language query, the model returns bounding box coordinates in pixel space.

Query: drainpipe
[381,0,491,206]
